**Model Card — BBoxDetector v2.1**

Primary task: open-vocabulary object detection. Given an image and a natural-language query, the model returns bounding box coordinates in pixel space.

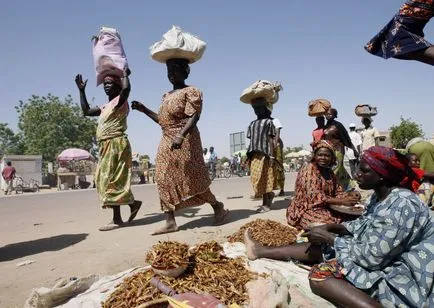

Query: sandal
[256,206,271,213]
[98,223,123,231]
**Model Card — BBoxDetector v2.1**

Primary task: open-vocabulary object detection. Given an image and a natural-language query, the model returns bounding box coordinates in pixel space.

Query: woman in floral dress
[132,58,228,235]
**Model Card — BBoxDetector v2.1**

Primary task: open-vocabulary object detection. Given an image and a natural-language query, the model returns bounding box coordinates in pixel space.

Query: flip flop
[151,226,179,236]
[98,223,123,231]
[214,209,230,226]
[256,206,271,213]
[127,200,142,222]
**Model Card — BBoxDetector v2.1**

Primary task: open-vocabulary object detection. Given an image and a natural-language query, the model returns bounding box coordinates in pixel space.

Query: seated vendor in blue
[245,146,434,308]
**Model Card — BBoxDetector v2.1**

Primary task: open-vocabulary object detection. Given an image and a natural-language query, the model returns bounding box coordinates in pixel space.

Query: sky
[1,1,433,161]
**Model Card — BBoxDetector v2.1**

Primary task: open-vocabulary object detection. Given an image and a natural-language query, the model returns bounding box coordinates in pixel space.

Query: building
[0,155,42,189]
[229,131,246,156]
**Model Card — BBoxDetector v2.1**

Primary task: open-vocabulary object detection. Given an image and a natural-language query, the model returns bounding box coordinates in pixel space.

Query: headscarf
[362,146,412,185]
[312,140,336,166]
[103,75,122,86]
[405,137,424,151]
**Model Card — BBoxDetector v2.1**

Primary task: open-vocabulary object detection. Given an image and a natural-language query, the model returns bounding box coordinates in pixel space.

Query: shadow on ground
[0,233,89,262]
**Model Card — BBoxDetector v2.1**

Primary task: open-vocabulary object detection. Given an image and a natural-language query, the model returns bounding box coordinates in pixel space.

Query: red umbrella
[57,148,94,161]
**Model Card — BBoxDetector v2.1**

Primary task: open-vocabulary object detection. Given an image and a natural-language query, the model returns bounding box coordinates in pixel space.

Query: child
[402,153,434,205]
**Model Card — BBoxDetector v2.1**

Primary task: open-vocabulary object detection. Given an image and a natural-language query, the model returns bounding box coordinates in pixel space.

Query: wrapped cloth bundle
[355,104,378,117]
[92,27,128,86]
[150,25,206,64]
[308,99,331,117]
[240,80,283,107]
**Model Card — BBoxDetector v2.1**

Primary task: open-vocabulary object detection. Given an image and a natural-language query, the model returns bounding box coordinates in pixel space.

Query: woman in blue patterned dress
[365,0,434,65]
[245,146,434,307]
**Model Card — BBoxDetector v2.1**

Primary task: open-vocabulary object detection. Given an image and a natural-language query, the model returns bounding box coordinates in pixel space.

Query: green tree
[389,117,424,149]
[220,156,230,164]
[0,123,23,155]
[16,94,97,161]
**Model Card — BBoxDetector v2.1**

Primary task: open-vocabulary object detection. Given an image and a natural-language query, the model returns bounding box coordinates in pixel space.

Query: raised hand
[75,74,87,91]
[131,100,145,112]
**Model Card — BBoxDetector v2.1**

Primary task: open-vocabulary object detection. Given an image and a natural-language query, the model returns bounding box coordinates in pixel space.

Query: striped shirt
[247,118,276,157]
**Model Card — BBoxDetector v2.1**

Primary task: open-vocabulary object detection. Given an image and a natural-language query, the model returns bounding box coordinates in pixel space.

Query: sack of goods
[308,98,331,117]
[92,27,128,86]
[240,80,283,105]
[150,25,206,64]
[355,104,378,117]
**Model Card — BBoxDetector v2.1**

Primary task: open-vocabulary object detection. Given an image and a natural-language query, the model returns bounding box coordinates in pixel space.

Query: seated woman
[246,146,434,308]
[286,140,360,230]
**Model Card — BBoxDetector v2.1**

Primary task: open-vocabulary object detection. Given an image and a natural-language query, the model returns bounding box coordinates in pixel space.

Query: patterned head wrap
[361,146,412,185]
[312,140,336,166]
[103,75,122,86]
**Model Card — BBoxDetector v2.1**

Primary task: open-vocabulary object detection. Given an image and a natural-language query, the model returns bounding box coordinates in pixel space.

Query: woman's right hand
[339,196,360,206]
[131,100,144,112]
[75,74,87,91]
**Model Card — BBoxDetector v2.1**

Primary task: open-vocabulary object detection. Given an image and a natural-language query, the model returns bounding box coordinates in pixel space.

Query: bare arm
[131,101,159,124]
[115,69,131,108]
[75,74,101,117]
[178,113,199,137]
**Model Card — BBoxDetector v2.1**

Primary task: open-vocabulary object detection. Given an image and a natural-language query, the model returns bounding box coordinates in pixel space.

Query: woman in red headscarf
[245,146,434,307]
[286,140,360,230]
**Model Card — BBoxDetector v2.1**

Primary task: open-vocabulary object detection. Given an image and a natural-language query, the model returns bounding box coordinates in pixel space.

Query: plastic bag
[150,25,206,64]
[240,80,282,105]
[92,27,128,86]
[308,99,331,117]
[355,104,377,117]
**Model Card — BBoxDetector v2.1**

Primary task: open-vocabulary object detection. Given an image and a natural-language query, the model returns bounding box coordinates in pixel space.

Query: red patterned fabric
[362,147,412,185]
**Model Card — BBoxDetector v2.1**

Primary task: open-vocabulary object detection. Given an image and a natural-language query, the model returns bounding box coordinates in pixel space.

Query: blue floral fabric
[335,188,434,307]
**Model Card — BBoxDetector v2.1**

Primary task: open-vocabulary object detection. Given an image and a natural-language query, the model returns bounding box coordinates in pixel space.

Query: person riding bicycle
[204,146,218,178]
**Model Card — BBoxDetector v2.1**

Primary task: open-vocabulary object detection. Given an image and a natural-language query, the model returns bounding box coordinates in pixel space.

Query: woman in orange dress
[132,58,228,235]
[286,141,359,230]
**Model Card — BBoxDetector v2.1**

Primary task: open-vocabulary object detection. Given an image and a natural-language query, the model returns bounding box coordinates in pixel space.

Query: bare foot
[151,222,179,235]
[244,229,262,260]
[127,200,142,222]
[212,202,229,225]
[99,220,123,231]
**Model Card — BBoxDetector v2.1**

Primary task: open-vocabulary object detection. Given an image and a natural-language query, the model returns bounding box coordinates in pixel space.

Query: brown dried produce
[145,241,189,269]
[103,241,264,307]
[228,219,298,246]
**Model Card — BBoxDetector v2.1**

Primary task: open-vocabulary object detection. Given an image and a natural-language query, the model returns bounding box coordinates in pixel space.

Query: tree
[16,94,97,161]
[220,156,230,164]
[0,123,23,156]
[390,117,424,149]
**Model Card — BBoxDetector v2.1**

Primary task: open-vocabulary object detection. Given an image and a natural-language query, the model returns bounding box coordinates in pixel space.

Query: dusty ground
[0,174,299,307]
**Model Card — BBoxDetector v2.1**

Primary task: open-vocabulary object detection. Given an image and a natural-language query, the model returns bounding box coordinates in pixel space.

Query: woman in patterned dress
[322,108,359,189]
[365,0,434,65]
[131,58,228,235]
[245,146,434,307]
[75,70,142,231]
[286,140,359,230]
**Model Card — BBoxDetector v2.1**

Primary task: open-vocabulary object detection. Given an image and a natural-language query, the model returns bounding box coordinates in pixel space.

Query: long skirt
[273,146,285,190]
[250,152,276,197]
[333,150,350,189]
[95,135,135,208]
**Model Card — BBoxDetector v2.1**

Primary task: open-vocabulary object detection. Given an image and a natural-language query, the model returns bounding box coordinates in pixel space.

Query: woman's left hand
[301,228,336,245]
[171,135,184,150]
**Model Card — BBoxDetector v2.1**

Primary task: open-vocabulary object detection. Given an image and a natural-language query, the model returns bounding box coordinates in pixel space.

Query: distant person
[75,69,142,231]
[203,148,208,164]
[208,146,218,178]
[2,161,16,195]
[272,117,285,196]
[365,0,434,66]
[345,123,362,178]
[406,137,434,172]
[312,116,325,144]
[360,117,380,152]
[322,108,359,188]
[246,97,277,212]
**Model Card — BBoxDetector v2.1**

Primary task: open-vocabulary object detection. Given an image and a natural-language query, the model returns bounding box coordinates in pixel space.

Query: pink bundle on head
[103,75,122,86]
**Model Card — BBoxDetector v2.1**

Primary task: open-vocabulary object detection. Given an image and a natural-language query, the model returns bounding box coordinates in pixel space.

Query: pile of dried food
[228,219,298,246]
[145,241,189,269]
[102,241,263,307]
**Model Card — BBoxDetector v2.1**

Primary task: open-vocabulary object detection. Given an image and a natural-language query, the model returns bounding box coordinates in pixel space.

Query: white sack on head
[240,80,283,105]
[92,27,128,86]
[150,25,206,64]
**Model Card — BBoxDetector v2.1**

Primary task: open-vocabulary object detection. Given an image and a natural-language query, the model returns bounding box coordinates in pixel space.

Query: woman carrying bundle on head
[131,26,228,235]
[241,80,282,213]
